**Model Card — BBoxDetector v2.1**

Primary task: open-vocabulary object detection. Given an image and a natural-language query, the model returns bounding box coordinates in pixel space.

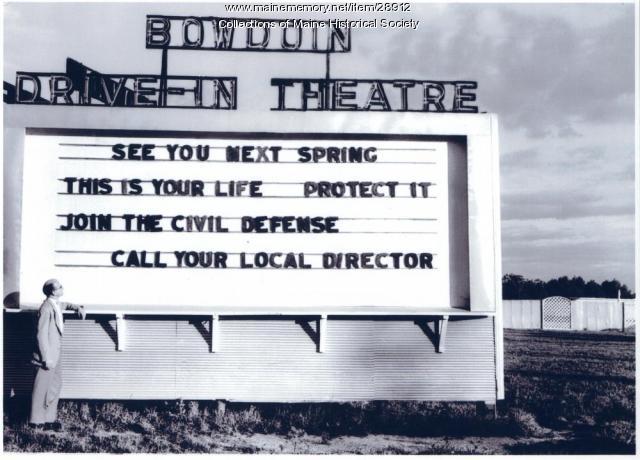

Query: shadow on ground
[506,436,634,455]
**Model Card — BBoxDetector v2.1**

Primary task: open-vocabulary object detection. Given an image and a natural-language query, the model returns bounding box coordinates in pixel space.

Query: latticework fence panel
[623,301,635,330]
[542,296,571,330]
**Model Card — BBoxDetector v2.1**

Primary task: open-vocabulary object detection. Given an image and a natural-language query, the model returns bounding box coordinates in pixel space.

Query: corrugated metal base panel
[4,314,497,402]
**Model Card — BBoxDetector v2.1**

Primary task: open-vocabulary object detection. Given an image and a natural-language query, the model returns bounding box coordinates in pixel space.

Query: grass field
[3,329,635,454]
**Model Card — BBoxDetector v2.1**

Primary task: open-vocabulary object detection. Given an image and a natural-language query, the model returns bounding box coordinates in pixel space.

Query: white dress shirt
[49,297,64,334]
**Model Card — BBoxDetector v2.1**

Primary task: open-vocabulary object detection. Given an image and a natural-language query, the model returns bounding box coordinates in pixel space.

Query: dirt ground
[2,423,630,454]
[3,329,636,454]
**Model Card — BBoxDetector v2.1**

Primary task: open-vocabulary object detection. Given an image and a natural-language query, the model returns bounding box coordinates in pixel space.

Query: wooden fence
[503,298,635,331]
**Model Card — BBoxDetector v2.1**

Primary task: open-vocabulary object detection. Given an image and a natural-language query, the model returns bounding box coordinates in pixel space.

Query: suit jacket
[32,299,79,369]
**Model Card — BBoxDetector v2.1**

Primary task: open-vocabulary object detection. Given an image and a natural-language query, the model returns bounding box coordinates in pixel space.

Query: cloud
[501,141,634,221]
[502,216,634,285]
[502,215,632,247]
[502,192,634,221]
[378,4,635,138]
[499,135,634,287]
[557,124,582,138]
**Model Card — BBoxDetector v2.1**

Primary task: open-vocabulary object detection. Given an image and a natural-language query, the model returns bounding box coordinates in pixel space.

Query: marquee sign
[20,130,461,309]
[11,11,497,313]
[5,4,505,408]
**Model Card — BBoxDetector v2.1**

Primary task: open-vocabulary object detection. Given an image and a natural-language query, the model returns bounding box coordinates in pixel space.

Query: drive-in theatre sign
[5,10,503,403]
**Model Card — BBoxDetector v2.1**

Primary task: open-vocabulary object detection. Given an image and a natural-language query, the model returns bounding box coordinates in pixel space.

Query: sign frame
[17,112,501,315]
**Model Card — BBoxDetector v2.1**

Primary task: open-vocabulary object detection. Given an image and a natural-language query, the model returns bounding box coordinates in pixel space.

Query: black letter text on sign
[21,132,451,310]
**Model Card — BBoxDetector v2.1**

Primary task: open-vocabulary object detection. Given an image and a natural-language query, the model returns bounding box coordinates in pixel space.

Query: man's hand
[77,305,86,320]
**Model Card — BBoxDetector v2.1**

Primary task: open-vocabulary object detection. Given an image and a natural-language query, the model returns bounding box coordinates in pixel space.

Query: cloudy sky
[3,2,636,290]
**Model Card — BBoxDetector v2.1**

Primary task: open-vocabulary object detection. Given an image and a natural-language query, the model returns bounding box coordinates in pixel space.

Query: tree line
[502,274,635,300]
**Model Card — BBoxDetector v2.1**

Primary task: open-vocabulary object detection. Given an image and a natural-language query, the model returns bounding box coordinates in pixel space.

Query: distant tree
[619,284,635,298]
[600,279,634,299]
[502,274,635,299]
[525,278,547,299]
[502,274,525,299]
[568,276,586,298]
[584,280,604,297]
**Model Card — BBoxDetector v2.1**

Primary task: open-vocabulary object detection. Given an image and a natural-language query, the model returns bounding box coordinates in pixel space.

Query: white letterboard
[20,133,451,310]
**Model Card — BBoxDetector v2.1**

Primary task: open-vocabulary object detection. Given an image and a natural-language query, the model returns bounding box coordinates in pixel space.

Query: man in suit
[29,279,85,430]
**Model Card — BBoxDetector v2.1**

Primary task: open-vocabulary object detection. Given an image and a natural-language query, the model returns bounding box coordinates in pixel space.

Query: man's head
[42,279,64,298]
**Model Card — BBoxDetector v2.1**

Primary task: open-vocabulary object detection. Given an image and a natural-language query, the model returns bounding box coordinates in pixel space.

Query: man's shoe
[28,423,44,429]
[44,422,62,431]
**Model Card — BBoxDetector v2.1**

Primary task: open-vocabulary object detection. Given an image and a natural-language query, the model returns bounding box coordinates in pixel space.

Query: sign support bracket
[210,314,220,353]
[115,313,127,351]
[437,315,449,353]
[318,314,328,353]
[159,48,168,107]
